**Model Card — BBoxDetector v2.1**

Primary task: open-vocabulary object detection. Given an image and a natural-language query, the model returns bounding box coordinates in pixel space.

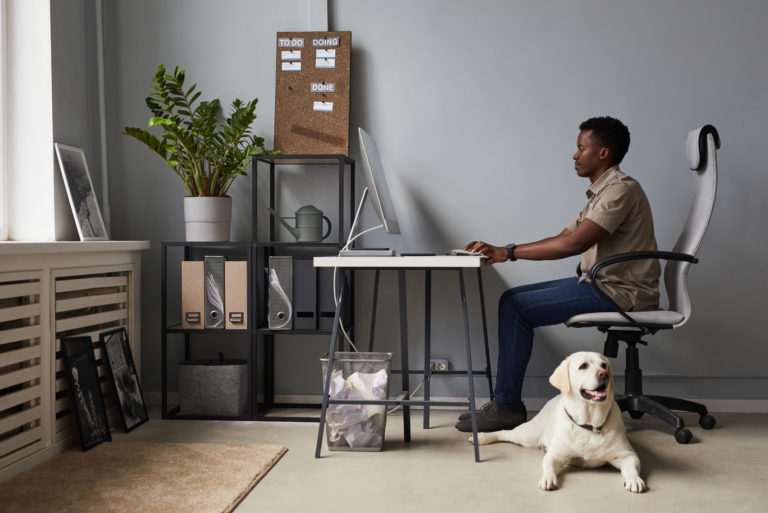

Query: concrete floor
[114,408,768,513]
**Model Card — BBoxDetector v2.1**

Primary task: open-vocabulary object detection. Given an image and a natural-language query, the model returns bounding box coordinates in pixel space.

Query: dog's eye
[601,363,607,369]
[578,363,588,370]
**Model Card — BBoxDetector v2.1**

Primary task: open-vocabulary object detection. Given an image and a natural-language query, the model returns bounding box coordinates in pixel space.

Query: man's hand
[463,241,508,265]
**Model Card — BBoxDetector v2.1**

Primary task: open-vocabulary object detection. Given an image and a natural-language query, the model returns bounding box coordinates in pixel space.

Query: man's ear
[549,358,571,394]
[599,147,611,161]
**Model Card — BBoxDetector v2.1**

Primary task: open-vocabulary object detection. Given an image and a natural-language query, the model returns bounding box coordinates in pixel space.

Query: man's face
[573,130,609,181]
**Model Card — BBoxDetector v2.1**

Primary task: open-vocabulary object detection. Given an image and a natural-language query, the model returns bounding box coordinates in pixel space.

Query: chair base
[616,393,716,443]
[605,333,717,443]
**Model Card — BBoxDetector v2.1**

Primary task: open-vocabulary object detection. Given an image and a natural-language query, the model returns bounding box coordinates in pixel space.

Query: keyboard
[449,249,488,258]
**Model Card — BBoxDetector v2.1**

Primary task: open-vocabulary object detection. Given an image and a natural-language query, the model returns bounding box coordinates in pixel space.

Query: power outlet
[429,358,449,372]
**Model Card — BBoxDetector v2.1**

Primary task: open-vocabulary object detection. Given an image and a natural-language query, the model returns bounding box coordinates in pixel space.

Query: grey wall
[104,0,768,402]
[51,0,103,240]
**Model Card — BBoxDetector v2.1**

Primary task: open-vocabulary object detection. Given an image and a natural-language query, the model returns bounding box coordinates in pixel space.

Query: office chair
[564,125,720,444]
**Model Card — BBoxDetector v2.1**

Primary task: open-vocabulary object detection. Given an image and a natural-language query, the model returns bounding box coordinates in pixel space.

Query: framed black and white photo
[100,327,149,432]
[62,336,111,451]
[54,143,109,241]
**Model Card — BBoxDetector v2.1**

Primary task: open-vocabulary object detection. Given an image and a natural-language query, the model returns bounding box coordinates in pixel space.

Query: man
[455,116,660,432]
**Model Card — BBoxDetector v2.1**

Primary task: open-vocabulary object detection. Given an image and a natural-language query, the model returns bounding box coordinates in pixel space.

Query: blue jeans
[493,277,614,404]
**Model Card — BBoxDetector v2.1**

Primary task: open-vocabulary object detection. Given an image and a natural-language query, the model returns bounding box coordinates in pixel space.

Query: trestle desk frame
[313,255,493,462]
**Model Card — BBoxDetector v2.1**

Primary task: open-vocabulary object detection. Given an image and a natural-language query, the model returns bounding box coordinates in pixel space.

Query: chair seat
[564,310,685,329]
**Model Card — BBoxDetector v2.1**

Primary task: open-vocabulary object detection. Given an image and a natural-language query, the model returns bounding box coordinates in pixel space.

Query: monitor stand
[339,187,395,257]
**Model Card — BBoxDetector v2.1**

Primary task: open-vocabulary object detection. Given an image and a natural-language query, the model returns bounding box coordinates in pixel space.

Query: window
[0,1,7,240]
[1,0,55,241]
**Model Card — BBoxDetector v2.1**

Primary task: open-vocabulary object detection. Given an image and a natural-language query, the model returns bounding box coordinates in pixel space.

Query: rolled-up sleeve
[584,184,633,234]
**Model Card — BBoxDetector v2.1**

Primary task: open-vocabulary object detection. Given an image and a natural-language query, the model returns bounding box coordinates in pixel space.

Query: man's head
[578,116,631,166]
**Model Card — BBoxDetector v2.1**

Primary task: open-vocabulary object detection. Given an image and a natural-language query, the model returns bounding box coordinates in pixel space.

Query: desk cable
[332,229,425,412]
[331,222,382,352]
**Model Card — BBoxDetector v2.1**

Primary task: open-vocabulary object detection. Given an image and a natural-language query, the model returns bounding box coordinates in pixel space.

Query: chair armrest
[585,251,698,332]
[589,250,698,282]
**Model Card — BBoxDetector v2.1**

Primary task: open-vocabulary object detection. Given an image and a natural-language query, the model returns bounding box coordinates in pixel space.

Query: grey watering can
[267,205,332,242]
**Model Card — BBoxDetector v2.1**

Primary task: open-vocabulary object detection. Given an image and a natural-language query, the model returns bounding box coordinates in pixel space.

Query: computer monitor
[358,127,400,235]
[341,128,400,255]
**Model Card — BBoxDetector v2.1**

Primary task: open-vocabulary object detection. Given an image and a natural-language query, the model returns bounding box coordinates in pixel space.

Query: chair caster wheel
[699,414,716,430]
[628,410,644,419]
[675,428,692,444]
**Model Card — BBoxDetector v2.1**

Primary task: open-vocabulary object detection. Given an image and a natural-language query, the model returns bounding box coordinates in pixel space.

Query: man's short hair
[579,116,630,165]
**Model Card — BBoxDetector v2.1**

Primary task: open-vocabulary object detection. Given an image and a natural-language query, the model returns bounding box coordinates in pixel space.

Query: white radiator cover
[0,241,147,481]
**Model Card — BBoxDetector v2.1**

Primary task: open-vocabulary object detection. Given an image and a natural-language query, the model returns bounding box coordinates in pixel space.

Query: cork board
[274,31,351,155]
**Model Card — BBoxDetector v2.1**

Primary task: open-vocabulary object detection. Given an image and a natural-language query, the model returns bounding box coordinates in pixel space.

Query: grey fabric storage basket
[177,359,247,416]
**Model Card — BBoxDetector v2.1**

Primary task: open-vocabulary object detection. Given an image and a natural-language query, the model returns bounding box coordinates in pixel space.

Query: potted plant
[124,64,277,241]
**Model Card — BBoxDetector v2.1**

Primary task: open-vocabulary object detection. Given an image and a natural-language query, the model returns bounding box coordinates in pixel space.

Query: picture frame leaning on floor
[100,327,149,432]
[62,336,111,451]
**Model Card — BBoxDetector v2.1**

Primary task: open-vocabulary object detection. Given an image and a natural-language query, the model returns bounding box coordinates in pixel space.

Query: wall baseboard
[270,394,768,413]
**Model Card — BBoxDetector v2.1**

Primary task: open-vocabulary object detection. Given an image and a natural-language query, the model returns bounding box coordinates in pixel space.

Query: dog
[473,351,646,493]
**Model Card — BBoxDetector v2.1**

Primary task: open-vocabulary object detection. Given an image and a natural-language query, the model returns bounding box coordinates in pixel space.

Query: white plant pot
[183,196,232,242]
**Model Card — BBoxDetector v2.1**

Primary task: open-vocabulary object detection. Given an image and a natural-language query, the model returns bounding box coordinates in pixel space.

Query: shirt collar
[586,165,622,198]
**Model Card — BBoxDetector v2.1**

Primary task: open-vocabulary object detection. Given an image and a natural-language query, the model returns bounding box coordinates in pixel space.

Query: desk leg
[368,270,380,352]
[398,270,411,443]
[315,271,346,458]
[460,270,480,462]
[423,270,432,429]
[476,268,494,398]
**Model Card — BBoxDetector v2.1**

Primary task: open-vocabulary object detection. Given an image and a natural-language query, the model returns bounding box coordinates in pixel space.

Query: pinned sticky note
[316,49,336,59]
[313,101,334,112]
[282,61,301,71]
[281,50,301,60]
[315,58,336,69]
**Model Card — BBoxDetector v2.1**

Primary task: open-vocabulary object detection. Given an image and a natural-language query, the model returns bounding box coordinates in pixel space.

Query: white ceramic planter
[183,196,232,242]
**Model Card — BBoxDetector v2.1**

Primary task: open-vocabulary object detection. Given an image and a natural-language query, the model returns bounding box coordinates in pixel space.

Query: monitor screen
[358,128,400,234]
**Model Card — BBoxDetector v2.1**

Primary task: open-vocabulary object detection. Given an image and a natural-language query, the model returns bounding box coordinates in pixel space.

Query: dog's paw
[472,433,495,445]
[538,474,559,491]
[468,433,494,445]
[624,477,646,493]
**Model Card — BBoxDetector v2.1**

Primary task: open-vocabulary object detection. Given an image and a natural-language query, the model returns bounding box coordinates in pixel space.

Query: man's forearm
[514,230,582,261]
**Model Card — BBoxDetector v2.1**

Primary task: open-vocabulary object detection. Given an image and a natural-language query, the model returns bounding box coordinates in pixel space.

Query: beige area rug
[0,442,287,513]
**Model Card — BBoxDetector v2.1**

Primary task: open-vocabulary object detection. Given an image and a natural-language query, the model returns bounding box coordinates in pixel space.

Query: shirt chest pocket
[577,199,597,226]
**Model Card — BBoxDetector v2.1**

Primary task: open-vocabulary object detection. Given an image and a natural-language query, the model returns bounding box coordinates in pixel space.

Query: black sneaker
[454,400,526,432]
[458,399,524,420]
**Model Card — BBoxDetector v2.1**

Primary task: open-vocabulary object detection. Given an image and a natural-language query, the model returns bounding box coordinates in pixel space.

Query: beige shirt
[567,166,660,311]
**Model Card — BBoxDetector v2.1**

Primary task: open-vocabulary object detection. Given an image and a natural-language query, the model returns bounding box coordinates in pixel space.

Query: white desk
[313,254,485,268]
[313,254,492,462]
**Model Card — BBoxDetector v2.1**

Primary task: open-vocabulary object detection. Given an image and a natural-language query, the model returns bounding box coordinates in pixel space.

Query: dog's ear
[549,358,571,394]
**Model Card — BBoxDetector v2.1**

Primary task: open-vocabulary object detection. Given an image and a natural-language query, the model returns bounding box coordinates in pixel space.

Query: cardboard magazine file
[225,260,248,329]
[181,261,204,329]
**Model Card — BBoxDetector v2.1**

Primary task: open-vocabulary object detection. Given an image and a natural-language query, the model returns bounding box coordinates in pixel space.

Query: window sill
[0,240,150,256]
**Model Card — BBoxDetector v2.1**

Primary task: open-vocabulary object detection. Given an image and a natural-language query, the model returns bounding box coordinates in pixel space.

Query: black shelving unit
[251,154,355,421]
[159,155,355,421]
[160,241,253,420]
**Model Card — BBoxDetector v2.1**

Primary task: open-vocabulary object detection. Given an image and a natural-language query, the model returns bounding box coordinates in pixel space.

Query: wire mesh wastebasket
[320,352,392,451]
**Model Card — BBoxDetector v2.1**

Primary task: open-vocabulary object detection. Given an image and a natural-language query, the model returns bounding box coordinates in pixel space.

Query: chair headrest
[686,125,721,170]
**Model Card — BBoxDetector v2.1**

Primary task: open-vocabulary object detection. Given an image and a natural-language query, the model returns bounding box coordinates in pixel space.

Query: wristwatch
[505,243,517,261]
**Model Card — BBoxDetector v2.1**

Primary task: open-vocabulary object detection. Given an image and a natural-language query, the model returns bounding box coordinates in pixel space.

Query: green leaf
[123,64,274,196]
[148,117,175,127]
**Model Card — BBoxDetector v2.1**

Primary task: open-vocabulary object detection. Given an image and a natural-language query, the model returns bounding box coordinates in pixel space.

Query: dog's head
[549,351,614,403]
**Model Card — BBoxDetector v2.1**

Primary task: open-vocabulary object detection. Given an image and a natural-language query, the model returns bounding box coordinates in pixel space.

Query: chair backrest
[664,125,720,325]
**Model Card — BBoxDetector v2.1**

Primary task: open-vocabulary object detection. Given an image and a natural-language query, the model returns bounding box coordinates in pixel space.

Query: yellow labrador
[474,351,646,493]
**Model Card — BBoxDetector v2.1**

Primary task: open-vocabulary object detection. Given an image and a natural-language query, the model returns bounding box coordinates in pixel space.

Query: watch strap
[505,243,517,261]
